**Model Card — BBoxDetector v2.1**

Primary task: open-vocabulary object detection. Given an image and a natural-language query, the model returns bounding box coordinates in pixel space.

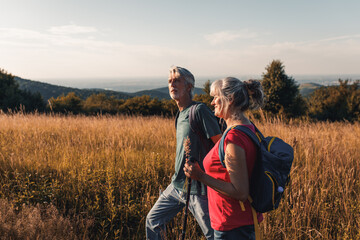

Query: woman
[184,77,265,240]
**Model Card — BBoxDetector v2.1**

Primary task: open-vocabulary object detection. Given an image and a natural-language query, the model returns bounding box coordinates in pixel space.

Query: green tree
[48,92,83,114]
[83,93,122,114]
[193,80,213,109]
[0,68,45,112]
[19,90,46,112]
[160,99,177,116]
[347,80,360,121]
[119,95,163,115]
[307,79,360,122]
[261,60,306,118]
[0,69,20,110]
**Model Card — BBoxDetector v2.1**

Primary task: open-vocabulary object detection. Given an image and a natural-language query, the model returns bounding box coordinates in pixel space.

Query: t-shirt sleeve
[223,128,258,180]
[224,129,251,154]
[195,103,222,139]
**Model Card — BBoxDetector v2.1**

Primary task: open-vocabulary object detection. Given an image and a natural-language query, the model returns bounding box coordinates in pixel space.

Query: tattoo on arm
[225,151,237,171]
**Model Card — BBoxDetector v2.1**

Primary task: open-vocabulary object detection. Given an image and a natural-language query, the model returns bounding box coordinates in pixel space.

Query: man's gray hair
[169,66,195,98]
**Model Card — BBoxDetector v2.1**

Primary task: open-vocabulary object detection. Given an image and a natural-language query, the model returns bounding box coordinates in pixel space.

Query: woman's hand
[183,160,204,181]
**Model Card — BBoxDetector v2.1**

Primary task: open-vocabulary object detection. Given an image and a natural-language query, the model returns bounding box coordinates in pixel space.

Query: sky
[1,0,360,85]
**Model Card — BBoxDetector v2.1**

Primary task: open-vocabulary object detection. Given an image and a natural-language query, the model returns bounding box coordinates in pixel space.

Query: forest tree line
[1,60,359,122]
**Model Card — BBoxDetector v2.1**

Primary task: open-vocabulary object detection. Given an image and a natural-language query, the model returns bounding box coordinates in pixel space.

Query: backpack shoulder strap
[189,103,199,133]
[189,102,214,153]
[218,124,263,168]
[174,110,180,129]
[233,125,262,146]
[190,102,209,139]
[218,127,233,168]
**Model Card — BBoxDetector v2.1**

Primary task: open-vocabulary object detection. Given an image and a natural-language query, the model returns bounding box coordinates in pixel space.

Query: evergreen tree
[0,68,45,112]
[261,60,306,118]
[193,80,213,109]
[0,68,20,110]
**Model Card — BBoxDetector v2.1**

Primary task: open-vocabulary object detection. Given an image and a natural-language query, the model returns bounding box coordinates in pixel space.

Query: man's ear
[187,83,193,93]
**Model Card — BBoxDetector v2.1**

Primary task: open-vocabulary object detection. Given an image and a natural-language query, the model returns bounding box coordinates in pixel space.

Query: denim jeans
[214,225,255,240]
[146,183,214,240]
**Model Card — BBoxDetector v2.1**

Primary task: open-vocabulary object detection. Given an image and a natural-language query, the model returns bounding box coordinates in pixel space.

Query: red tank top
[203,124,263,231]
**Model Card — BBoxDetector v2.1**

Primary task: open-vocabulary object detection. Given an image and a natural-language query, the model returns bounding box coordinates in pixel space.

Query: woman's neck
[224,113,251,129]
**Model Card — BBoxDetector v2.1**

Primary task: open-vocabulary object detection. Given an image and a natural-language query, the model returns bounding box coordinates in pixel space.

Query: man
[146,66,222,239]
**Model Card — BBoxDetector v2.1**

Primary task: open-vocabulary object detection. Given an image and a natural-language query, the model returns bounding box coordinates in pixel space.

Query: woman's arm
[184,142,249,201]
[223,142,249,201]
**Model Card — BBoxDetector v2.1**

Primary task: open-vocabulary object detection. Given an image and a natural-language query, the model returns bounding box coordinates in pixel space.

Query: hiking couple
[146,66,265,240]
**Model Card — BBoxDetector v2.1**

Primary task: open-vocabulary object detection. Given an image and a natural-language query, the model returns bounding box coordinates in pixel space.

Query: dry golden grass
[254,119,360,239]
[0,113,359,239]
[0,198,92,240]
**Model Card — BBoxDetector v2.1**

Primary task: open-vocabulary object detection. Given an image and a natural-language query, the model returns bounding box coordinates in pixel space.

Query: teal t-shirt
[171,102,222,195]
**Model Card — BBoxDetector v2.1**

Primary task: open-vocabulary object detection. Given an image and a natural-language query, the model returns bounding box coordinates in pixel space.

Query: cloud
[204,29,258,45]
[48,24,98,35]
[2,25,359,78]
[0,27,173,56]
[0,26,183,78]
[265,34,360,57]
[0,28,47,40]
[315,34,360,43]
[187,33,360,76]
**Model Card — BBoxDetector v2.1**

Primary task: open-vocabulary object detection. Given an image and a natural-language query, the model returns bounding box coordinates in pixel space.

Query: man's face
[168,74,190,101]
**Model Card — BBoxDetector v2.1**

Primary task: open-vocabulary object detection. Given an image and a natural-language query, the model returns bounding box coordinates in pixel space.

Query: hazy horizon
[26,74,360,93]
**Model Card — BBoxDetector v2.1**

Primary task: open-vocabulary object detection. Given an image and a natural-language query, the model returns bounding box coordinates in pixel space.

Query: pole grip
[180,156,197,240]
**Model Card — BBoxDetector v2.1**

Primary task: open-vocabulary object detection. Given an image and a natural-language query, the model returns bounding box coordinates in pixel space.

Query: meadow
[0,113,359,239]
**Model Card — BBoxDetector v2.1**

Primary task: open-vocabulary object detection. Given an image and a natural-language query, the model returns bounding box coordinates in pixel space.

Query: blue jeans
[214,225,255,240]
[146,183,214,240]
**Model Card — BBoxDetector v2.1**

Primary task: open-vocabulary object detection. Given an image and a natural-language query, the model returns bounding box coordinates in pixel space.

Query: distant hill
[131,88,170,99]
[15,77,205,101]
[132,87,205,99]
[15,77,132,101]
[15,76,321,101]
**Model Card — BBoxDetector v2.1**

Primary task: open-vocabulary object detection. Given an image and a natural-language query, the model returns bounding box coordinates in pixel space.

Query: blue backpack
[218,124,294,213]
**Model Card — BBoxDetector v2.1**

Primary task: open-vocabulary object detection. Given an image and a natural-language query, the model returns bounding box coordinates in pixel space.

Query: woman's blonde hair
[210,77,264,119]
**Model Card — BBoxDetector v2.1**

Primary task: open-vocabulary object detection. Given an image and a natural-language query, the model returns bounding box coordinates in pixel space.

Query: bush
[0,199,93,240]
[308,79,360,122]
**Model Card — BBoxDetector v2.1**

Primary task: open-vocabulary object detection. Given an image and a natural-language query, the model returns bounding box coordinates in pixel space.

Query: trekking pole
[180,156,196,240]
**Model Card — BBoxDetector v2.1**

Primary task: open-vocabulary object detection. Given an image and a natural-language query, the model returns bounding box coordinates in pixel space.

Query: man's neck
[176,98,193,111]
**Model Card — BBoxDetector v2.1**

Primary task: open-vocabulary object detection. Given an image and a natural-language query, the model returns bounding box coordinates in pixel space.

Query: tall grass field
[0,113,359,239]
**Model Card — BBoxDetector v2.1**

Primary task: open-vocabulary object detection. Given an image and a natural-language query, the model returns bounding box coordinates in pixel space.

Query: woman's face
[211,93,223,118]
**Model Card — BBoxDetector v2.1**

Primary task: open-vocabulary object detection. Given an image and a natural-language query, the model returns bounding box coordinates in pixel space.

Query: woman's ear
[228,96,234,106]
